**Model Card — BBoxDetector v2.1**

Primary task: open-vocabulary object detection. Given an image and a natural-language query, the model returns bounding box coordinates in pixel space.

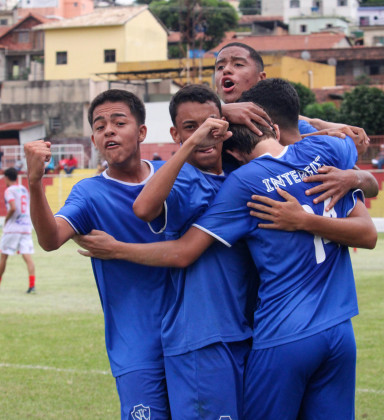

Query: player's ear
[274,124,281,142]
[138,124,147,143]
[259,71,267,81]
[91,135,97,149]
[225,148,245,164]
[170,126,182,145]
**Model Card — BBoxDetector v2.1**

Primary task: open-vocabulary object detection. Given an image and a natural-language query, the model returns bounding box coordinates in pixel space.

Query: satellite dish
[327,57,337,66]
[301,50,311,60]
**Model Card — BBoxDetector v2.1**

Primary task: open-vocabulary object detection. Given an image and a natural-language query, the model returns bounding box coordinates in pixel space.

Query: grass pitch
[0,233,383,419]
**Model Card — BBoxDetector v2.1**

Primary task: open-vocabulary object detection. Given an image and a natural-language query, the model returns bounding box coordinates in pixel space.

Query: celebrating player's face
[91,101,146,167]
[215,46,266,104]
[171,101,223,174]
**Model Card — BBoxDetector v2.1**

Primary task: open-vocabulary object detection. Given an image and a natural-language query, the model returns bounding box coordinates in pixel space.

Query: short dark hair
[217,42,264,72]
[169,84,222,125]
[224,120,275,155]
[239,78,300,130]
[4,167,18,181]
[88,89,146,127]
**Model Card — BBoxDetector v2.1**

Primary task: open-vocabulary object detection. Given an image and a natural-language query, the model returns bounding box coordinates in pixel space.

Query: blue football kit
[150,162,258,420]
[194,134,362,419]
[56,160,174,420]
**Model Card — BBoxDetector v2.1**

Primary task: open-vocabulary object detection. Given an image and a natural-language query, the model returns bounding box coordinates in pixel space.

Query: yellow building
[35,6,168,81]
[263,54,335,89]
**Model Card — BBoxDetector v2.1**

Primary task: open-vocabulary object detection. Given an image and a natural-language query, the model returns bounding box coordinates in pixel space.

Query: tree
[150,0,238,52]
[290,82,316,115]
[304,102,341,123]
[339,86,384,135]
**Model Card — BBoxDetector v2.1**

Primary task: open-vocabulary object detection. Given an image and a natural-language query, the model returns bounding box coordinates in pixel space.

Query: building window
[300,25,307,33]
[373,36,384,45]
[18,31,29,43]
[0,19,8,25]
[290,0,300,7]
[360,16,369,26]
[337,0,347,6]
[49,117,62,131]
[104,49,116,63]
[56,51,67,65]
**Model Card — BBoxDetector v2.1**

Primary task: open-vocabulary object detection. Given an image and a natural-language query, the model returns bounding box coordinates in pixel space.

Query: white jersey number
[302,198,337,264]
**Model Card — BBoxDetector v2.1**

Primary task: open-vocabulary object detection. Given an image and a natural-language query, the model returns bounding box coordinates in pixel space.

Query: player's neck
[279,127,301,146]
[106,158,151,183]
[252,138,283,159]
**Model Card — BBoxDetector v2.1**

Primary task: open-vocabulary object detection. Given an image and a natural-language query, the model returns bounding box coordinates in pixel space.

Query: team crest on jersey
[130,404,150,420]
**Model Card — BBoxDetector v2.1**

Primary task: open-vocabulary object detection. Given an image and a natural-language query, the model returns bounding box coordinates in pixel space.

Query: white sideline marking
[0,363,109,376]
[357,388,384,395]
[1,364,383,395]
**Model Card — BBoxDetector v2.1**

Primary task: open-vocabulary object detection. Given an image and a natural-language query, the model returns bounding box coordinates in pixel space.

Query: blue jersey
[56,161,174,377]
[152,163,257,356]
[298,119,318,135]
[194,135,361,350]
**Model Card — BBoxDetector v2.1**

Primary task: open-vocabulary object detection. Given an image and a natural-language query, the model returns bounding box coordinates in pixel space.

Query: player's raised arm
[76,226,214,268]
[133,118,231,222]
[248,188,377,249]
[25,140,75,251]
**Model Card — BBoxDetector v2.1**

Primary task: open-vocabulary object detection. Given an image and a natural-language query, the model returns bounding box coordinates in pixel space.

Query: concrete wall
[0,79,95,138]
[0,78,173,140]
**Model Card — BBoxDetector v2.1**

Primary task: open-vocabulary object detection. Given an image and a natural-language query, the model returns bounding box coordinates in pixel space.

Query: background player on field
[132,84,258,420]
[216,42,379,207]
[75,79,377,419]
[24,90,174,420]
[0,167,35,293]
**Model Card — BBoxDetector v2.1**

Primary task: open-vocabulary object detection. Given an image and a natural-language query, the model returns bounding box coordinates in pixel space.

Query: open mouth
[222,78,235,91]
[106,141,119,148]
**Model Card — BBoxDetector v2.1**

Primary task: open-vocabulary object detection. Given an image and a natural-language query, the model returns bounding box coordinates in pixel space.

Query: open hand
[247,187,304,231]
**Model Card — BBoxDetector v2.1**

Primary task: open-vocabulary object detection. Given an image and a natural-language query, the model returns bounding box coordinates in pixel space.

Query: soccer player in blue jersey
[216,42,379,206]
[131,84,259,420]
[76,79,377,419]
[24,89,174,420]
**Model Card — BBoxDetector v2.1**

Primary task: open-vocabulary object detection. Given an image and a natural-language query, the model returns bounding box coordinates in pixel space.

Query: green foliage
[339,86,384,135]
[303,102,341,123]
[290,82,316,114]
[150,0,238,51]
[239,0,260,15]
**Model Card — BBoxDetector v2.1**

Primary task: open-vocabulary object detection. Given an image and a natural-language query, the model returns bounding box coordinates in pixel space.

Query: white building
[261,0,359,25]
[358,6,384,26]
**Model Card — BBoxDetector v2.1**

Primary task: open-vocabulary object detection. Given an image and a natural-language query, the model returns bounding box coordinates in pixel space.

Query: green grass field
[0,233,383,419]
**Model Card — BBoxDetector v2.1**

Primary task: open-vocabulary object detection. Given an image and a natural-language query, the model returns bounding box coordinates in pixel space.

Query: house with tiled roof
[208,32,352,56]
[0,12,56,81]
[238,15,288,36]
[35,5,168,80]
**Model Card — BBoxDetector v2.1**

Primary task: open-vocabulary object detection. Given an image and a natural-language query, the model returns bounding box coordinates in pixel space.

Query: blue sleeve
[161,164,214,236]
[193,171,256,246]
[55,182,93,235]
[298,119,317,135]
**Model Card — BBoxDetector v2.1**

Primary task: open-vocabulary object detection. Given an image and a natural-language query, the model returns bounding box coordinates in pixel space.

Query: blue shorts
[115,368,171,420]
[165,340,251,420]
[244,320,356,420]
